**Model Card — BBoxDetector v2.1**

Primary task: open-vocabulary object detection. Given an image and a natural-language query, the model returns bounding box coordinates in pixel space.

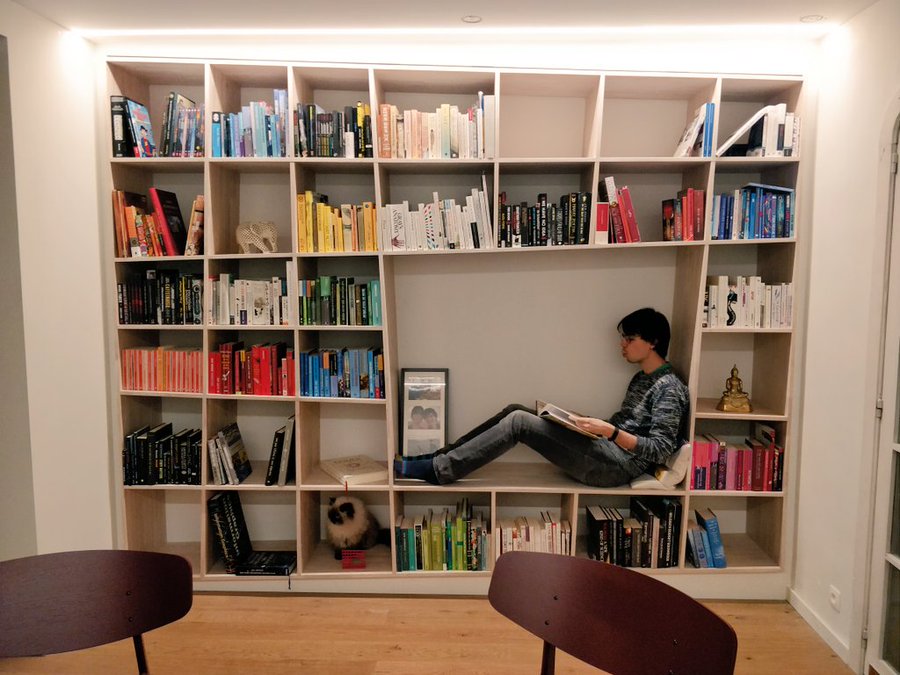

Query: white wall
[0,0,112,552]
[791,0,900,668]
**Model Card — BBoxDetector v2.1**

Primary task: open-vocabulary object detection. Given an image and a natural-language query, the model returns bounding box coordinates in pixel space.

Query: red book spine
[694,188,705,239]
[618,187,641,243]
[751,445,765,491]
[251,345,263,395]
[208,352,222,394]
[148,187,179,256]
[286,350,296,396]
[683,189,694,241]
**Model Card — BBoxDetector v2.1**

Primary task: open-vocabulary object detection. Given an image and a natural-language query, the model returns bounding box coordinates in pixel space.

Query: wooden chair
[0,549,193,674]
[488,551,737,675]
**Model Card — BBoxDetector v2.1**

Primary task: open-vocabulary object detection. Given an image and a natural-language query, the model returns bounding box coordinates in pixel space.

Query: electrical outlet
[829,585,841,612]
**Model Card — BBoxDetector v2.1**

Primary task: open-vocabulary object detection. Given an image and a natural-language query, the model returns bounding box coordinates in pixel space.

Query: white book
[716,104,775,157]
[277,415,295,487]
[482,94,496,159]
[765,103,787,157]
[318,454,388,486]
[673,104,706,157]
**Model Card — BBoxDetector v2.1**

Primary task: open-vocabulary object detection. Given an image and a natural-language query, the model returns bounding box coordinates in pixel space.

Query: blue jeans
[432,404,646,487]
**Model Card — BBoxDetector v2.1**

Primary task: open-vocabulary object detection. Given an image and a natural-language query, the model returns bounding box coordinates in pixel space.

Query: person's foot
[394,455,439,484]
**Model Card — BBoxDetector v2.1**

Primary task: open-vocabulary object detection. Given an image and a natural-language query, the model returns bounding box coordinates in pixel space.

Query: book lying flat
[535,400,599,439]
[233,550,297,576]
[319,454,388,485]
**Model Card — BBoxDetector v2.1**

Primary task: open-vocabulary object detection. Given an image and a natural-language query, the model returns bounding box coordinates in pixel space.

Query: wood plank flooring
[0,594,853,674]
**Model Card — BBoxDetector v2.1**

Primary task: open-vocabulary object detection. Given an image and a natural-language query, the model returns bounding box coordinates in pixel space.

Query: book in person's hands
[319,454,388,485]
[536,400,599,439]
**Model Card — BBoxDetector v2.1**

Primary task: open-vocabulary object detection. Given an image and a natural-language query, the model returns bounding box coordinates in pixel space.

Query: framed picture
[399,368,449,458]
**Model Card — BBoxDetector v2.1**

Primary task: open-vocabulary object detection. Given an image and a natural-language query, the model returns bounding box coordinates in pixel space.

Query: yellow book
[304,190,315,252]
[332,207,344,252]
[319,202,333,252]
[362,201,375,252]
[296,193,307,252]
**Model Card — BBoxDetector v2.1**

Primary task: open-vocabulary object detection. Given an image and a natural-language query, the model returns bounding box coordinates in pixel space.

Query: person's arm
[568,415,638,452]
[629,385,688,464]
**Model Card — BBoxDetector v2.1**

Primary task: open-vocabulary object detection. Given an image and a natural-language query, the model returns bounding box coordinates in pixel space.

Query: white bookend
[716,105,774,157]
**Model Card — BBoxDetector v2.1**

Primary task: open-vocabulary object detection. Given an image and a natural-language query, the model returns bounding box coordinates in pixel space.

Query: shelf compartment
[687,494,783,569]
[697,331,791,416]
[495,492,576,557]
[393,489,492,573]
[499,71,601,159]
[204,488,298,576]
[208,162,292,255]
[106,61,205,161]
[298,489,392,575]
[124,488,202,576]
[296,402,388,486]
[377,163,492,211]
[206,256,295,327]
[206,397,297,487]
[598,161,712,244]
[716,77,802,160]
[601,75,717,158]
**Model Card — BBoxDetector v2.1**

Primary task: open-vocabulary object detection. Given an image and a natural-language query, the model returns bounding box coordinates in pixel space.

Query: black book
[233,551,297,576]
[110,95,133,157]
[207,491,253,573]
[264,426,286,486]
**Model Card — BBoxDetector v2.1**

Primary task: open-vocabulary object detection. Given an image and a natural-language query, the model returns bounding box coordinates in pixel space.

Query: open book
[536,400,599,439]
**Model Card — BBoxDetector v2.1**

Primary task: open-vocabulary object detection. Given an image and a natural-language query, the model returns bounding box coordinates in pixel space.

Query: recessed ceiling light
[800,14,825,22]
[461,15,482,24]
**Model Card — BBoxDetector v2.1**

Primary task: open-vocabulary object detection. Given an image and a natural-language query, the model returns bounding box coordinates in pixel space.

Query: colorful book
[125,98,156,157]
[148,188,188,256]
[695,507,727,568]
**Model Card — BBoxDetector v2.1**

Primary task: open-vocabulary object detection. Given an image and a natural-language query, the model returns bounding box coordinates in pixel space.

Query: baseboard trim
[789,589,853,668]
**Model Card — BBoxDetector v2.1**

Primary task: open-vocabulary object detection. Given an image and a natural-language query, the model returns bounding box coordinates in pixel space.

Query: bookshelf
[105,58,804,598]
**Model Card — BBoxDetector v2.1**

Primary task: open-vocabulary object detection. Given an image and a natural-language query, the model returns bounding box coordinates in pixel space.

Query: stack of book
[294,101,372,158]
[123,423,201,486]
[207,422,253,486]
[210,89,289,158]
[297,193,379,253]
[496,512,571,556]
[599,175,642,244]
[497,191,592,247]
[298,276,381,327]
[299,347,384,399]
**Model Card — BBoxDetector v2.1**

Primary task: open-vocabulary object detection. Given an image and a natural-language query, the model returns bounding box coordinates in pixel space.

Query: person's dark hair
[618,307,671,359]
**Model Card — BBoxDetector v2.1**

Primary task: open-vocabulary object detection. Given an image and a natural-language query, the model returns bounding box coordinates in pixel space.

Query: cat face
[327,496,356,525]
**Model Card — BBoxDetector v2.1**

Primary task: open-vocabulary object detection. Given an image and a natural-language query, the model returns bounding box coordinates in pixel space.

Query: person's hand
[569,415,610,437]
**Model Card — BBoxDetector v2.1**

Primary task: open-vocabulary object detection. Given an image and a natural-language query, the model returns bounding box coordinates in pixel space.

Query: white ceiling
[11,0,878,34]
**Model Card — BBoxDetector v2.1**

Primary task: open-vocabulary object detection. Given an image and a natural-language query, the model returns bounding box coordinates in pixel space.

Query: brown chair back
[0,549,192,673]
[489,551,737,675]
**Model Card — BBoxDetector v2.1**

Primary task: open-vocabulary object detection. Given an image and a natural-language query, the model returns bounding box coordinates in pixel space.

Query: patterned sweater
[608,363,690,471]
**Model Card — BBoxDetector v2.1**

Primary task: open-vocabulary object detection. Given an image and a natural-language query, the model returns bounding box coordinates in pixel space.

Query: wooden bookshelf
[104,58,803,598]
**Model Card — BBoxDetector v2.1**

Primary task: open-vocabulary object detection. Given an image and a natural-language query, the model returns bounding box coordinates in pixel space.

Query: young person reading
[394,307,690,487]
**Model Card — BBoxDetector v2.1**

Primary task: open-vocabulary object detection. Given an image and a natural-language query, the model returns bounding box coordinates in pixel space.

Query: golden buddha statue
[716,364,752,413]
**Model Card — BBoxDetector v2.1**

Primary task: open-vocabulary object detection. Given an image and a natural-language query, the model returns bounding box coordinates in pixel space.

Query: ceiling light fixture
[461,15,482,24]
[800,14,825,22]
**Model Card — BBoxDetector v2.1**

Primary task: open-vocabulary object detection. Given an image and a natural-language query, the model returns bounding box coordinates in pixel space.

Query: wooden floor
[0,594,852,674]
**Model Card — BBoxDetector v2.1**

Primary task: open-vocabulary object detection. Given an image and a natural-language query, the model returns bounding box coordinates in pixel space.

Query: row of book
[662,188,706,242]
[706,276,793,329]
[121,346,203,393]
[298,277,382,327]
[585,496,681,569]
[600,175,643,244]
[208,341,297,397]
[692,426,784,492]
[377,94,495,160]
[380,186,494,251]
[295,102,373,158]
[297,193,379,253]
[299,348,385,399]
[687,509,727,568]
[496,514,572,556]
[123,422,201,486]
[210,89,289,158]
[710,183,795,240]
[396,500,488,572]
[112,189,204,258]
[208,491,297,575]
[497,191,592,248]
[716,103,799,158]
[117,270,203,326]
[158,92,204,158]
[207,273,291,327]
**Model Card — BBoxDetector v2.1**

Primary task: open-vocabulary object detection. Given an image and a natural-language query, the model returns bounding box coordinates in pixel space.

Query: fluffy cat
[325,495,390,560]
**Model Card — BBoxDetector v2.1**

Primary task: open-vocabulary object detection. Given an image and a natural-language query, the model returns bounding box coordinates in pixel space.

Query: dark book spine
[110,95,132,157]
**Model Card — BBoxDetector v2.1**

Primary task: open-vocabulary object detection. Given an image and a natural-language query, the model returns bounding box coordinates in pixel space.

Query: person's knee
[501,403,531,416]
[504,408,536,435]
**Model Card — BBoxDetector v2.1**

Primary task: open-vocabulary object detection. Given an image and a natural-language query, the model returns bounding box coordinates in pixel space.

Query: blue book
[211,111,223,157]
[695,507,727,568]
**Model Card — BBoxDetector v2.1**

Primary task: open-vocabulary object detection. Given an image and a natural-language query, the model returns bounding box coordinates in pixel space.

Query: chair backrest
[488,551,737,675]
[0,549,192,670]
